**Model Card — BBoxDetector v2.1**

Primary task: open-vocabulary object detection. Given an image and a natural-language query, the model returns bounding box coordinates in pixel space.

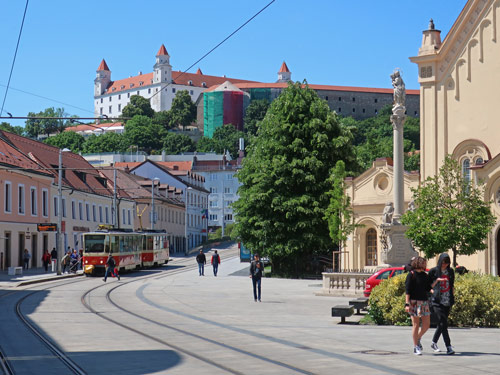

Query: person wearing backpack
[103,254,120,282]
[428,253,455,355]
[211,250,221,276]
[249,253,264,302]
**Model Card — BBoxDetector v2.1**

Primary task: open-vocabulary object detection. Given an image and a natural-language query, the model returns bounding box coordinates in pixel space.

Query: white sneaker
[413,346,422,355]
[417,339,423,351]
[430,342,440,352]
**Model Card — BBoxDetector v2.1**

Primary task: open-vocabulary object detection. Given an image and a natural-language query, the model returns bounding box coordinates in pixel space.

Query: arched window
[462,158,471,183]
[366,229,377,266]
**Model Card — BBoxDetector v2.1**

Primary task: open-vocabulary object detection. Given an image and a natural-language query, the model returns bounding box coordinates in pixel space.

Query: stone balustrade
[316,272,371,297]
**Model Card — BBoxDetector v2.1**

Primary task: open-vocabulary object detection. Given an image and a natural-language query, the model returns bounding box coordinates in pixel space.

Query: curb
[16,272,84,287]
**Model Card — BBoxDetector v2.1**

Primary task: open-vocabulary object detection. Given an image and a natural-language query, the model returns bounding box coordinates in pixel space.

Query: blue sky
[0,0,465,127]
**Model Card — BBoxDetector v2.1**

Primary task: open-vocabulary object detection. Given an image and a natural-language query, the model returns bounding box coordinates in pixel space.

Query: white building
[94,45,257,119]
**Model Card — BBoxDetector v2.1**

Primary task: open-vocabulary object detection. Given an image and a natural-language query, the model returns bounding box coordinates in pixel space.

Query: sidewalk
[0,266,82,288]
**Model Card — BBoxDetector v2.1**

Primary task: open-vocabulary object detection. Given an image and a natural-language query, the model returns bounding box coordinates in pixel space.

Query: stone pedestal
[379,223,418,267]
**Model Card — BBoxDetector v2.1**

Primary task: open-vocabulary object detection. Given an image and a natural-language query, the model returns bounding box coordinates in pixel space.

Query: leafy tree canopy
[82,132,130,154]
[196,124,247,159]
[243,99,270,136]
[152,110,172,130]
[124,115,165,153]
[44,131,85,153]
[232,81,357,276]
[25,107,69,138]
[0,122,24,136]
[401,156,496,266]
[121,95,154,120]
[169,90,196,130]
[162,132,196,154]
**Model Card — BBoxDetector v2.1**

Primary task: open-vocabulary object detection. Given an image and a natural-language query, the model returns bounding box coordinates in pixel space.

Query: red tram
[82,229,169,276]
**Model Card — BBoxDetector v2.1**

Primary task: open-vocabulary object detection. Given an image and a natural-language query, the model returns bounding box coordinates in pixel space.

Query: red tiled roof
[97,59,110,71]
[65,122,123,133]
[103,71,259,95]
[206,82,419,95]
[157,44,169,56]
[278,61,290,73]
[156,161,193,171]
[2,132,113,196]
[0,131,52,175]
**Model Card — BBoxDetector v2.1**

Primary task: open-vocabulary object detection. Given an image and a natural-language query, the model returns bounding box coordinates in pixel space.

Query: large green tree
[121,95,155,121]
[44,131,85,152]
[402,156,496,267]
[124,115,164,153]
[25,107,69,138]
[82,132,129,154]
[162,132,196,154]
[196,124,247,159]
[169,90,196,130]
[232,81,357,276]
[243,99,270,136]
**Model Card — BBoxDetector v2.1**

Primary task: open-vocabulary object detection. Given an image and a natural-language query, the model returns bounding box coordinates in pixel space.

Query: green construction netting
[204,91,224,138]
[249,88,271,102]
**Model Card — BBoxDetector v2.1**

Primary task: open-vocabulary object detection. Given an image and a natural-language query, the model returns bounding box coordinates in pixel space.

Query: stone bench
[348,297,369,315]
[331,305,354,323]
[8,266,23,276]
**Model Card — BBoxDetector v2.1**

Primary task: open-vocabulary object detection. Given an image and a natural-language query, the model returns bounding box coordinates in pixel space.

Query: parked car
[364,267,405,297]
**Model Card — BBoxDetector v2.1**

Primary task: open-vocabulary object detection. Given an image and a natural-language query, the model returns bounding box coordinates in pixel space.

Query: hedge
[368,272,500,327]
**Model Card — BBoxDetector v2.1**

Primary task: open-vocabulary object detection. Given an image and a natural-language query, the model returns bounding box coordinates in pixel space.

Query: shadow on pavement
[72,350,182,374]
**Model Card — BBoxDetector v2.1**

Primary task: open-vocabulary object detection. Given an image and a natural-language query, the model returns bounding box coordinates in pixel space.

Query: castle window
[156,88,158,92]
[375,110,378,115]
[100,108,103,115]
[188,80,193,86]
[338,97,341,101]
[139,81,144,86]
[109,106,112,114]
[190,90,193,95]
[362,108,365,113]
[100,98,103,104]
[366,228,377,266]
[137,91,139,95]
[338,108,341,113]
[325,96,328,100]
[127,93,130,98]
[121,85,125,89]
[118,104,121,112]
[352,108,355,113]
[118,94,121,100]
[172,88,176,93]
[202,82,207,88]
[352,97,355,102]
[112,88,116,92]
[109,97,112,102]
[148,88,151,94]
[374,98,378,103]
[462,159,471,181]
[414,111,418,116]
[130,83,134,88]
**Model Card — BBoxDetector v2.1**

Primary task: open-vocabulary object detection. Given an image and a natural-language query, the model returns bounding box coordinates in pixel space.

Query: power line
[149,0,276,102]
[1,0,29,116]
[0,83,95,115]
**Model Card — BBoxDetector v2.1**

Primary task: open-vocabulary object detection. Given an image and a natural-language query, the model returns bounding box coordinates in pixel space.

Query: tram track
[80,250,317,375]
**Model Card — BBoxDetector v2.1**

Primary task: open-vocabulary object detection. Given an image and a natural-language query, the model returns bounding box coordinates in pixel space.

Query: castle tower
[277,61,291,82]
[94,59,111,96]
[153,44,172,84]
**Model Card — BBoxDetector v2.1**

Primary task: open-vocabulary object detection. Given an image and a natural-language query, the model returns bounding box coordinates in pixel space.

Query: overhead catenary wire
[148,0,276,102]
[1,0,30,117]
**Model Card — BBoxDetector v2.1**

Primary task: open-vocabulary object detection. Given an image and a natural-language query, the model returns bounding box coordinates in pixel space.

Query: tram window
[85,235,106,252]
[110,235,119,253]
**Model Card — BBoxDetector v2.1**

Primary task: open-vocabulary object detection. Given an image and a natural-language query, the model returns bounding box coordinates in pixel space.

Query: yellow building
[345,0,500,275]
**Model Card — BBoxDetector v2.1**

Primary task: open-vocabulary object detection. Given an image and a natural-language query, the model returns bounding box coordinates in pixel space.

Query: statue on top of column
[391,69,406,108]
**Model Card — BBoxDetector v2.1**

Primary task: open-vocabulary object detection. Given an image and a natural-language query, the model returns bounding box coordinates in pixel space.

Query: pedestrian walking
[249,253,264,302]
[211,250,221,276]
[103,254,120,282]
[50,247,57,272]
[405,256,442,355]
[23,249,31,270]
[61,250,70,273]
[429,253,455,355]
[196,250,206,276]
[42,249,51,272]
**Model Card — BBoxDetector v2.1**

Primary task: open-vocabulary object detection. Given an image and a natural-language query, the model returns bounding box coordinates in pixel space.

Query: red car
[363,267,405,297]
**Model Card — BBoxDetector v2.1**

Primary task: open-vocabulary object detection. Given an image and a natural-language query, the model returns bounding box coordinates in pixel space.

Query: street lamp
[57,148,70,275]
[184,187,192,254]
[151,177,160,230]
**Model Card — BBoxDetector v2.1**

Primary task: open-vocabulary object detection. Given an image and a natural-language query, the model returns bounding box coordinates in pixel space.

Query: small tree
[121,95,155,121]
[124,115,164,153]
[162,132,196,154]
[44,131,85,152]
[169,90,196,130]
[243,99,269,136]
[82,132,129,153]
[402,156,496,267]
[0,122,24,136]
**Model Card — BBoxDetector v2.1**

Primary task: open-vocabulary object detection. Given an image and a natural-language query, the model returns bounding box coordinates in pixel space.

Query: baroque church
[344,0,500,276]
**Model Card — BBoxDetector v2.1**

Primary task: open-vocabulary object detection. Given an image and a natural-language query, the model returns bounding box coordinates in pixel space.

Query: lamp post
[184,187,192,254]
[57,148,70,275]
[151,177,159,230]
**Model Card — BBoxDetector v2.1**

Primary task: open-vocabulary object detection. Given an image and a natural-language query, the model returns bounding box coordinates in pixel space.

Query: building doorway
[31,234,38,268]
[18,233,25,267]
[4,232,11,269]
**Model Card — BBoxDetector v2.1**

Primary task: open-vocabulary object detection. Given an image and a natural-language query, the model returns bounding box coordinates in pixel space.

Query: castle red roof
[157,44,169,56]
[97,59,110,71]
[278,61,290,73]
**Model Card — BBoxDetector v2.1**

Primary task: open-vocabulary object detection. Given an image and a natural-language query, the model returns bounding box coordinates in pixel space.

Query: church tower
[94,59,111,96]
[153,44,172,84]
[277,61,291,82]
